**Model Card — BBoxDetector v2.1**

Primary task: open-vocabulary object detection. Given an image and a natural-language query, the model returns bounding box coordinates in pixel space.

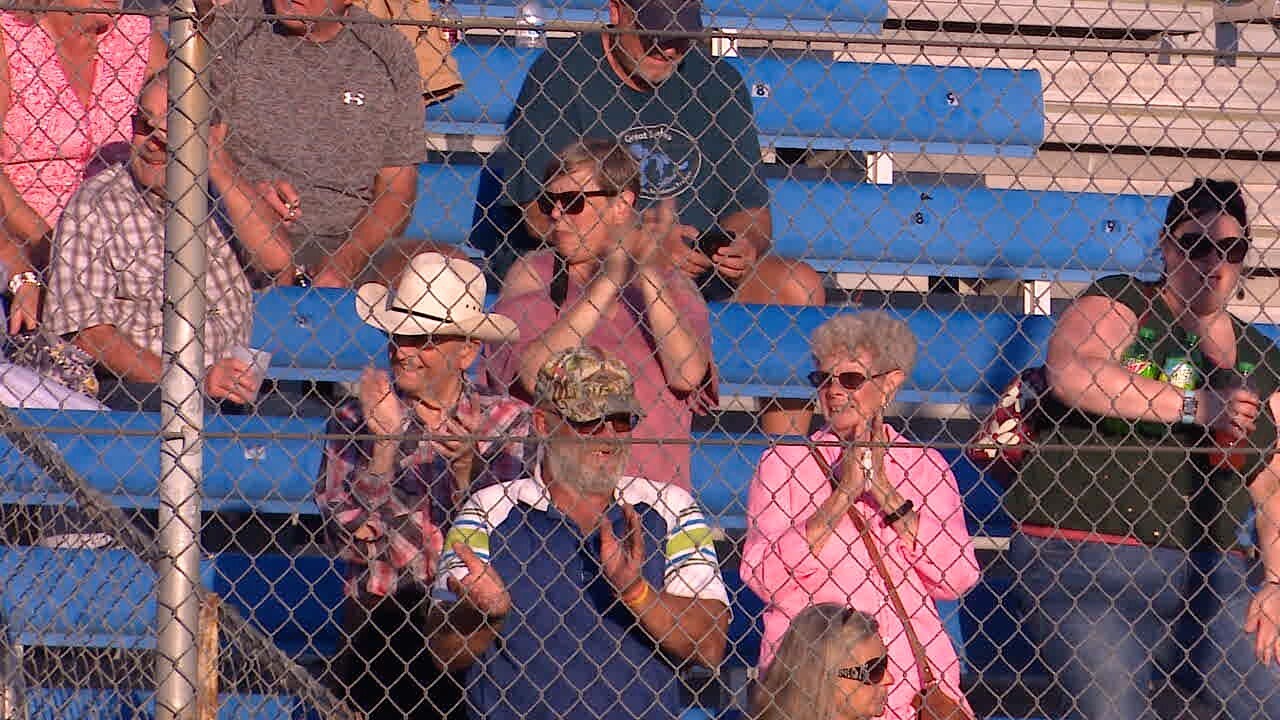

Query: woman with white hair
[752,604,892,720]
[741,311,979,720]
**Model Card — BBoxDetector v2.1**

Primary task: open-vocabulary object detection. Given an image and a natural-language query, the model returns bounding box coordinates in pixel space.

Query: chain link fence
[0,0,1278,719]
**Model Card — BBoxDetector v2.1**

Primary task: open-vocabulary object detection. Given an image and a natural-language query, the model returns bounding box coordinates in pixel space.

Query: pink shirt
[487,250,717,491]
[741,426,980,720]
[0,12,151,226]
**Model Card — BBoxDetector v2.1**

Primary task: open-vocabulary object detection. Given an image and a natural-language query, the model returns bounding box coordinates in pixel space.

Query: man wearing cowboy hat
[317,252,531,720]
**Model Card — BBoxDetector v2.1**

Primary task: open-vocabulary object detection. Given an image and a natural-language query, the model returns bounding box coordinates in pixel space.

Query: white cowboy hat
[355,253,519,343]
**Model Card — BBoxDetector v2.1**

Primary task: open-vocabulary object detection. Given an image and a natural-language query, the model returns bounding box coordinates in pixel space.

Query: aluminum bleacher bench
[453,0,889,35]
[425,43,1045,156]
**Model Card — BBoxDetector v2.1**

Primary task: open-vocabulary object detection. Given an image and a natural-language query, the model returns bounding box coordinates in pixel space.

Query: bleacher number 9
[752,82,771,98]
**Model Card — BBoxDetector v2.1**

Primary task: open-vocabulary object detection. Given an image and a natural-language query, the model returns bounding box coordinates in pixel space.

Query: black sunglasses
[808,369,895,391]
[1173,232,1249,264]
[641,34,692,55]
[537,189,617,216]
[131,113,166,145]
[837,654,889,685]
[565,413,640,436]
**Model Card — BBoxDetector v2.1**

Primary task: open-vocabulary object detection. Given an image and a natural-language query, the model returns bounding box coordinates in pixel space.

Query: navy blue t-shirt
[500,35,770,236]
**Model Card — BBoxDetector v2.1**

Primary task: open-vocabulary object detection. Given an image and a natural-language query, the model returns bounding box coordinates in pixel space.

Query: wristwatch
[293,265,313,288]
[7,271,40,296]
[1179,388,1198,426]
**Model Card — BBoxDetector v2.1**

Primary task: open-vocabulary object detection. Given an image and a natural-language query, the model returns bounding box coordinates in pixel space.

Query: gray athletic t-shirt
[207,0,427,268]
[500,35,770,235]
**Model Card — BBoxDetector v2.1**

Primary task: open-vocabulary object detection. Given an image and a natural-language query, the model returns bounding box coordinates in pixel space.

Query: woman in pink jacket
[741,311,980,720]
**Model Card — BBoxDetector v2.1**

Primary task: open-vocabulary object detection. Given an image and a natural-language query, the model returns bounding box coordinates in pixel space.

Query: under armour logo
[342,91,366,106]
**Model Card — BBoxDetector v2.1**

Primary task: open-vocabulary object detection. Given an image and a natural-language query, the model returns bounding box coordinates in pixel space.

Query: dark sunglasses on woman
[808,369,894,391]
[1173,232,1249,264]
[837,654,889,684]
[537,189,618,216]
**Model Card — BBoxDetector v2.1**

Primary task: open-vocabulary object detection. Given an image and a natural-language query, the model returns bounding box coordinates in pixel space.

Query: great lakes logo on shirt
[622,124,701,200]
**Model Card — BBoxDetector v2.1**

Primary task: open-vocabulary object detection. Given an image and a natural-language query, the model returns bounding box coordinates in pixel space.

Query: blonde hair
[752,604,880,720]
[810,311,917,376]
[542,138,641,198]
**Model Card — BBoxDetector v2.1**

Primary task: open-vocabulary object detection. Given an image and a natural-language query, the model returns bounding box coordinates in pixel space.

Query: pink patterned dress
[0,12,152,227]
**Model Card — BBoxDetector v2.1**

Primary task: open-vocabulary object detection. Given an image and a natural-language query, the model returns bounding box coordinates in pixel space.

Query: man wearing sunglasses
[493,0,823,435]
[427,346,729,720]
[44,73,294,411]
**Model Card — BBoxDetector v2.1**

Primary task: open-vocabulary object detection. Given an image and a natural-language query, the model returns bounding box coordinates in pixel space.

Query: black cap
[1162,178,1250,238]
[620,0,702,33]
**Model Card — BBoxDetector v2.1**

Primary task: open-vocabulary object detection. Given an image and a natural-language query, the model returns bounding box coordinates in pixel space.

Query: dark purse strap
[807,445,940,689]
[550,252,569,311]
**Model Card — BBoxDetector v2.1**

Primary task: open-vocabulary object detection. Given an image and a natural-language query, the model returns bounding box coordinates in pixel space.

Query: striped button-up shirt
[317,384,532,598]
[46,163,253,366]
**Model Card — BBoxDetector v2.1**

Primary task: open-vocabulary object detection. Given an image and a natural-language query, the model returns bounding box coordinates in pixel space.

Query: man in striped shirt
[426,345,729,720]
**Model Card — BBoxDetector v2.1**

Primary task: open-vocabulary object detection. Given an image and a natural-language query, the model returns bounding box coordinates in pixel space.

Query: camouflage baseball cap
[536,346,645,424]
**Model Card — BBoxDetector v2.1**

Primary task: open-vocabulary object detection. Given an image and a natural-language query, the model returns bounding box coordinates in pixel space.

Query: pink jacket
[741,426,980,720]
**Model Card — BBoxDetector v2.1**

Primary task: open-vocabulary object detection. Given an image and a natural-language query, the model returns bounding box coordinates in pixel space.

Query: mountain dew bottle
[1104,326,1161,435]
[1159,332,1201,392]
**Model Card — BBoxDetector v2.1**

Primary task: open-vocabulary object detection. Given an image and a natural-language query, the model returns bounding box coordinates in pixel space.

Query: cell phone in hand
[697,229,735,258]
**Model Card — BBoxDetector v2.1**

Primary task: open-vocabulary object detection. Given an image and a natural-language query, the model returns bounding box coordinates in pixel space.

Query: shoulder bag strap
[550,252,569,311]
[807,444,940,688]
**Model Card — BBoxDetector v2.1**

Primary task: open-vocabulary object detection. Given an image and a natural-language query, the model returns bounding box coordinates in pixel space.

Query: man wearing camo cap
[427,345,729,720]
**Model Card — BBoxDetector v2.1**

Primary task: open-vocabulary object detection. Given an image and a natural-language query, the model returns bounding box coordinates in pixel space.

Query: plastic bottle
[1208,361,1258,471]
[1159,332,1200,392]
[436,0,463,49]
[514,0,546,49]
[1103,326,1161,436]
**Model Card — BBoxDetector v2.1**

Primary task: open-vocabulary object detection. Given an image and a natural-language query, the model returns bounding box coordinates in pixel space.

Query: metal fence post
[156,1,211,718]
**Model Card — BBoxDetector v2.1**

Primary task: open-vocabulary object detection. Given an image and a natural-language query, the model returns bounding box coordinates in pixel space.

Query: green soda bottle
[1159,332,1201,392]
[1103,326,1161,436]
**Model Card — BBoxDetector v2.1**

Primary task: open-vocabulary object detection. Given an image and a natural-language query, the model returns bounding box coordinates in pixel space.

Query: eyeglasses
[565,413,640,435]
[837,654,889,685]
[131,113,166,146]
[1173,232,1249,264]
[537,189,617,216]
[807,370,895,391]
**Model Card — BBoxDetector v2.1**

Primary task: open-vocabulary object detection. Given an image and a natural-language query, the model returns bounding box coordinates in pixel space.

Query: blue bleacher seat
[0,547,344,660]
[768,181,1165,281]
[452,0,888,34]
[0,548,215,649]
[0,409,323,514]
[426,44,1045,155]
[251,288,1057,403]
[23,688,298,720]
[415,162,1166,282]
[707,303,1056,403]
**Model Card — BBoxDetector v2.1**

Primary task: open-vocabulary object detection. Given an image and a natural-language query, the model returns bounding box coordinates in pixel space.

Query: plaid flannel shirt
[316,383,531,598]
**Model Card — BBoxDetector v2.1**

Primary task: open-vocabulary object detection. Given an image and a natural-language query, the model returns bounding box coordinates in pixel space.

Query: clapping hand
[599,504,648,600]
[359,369,404,439]
[445,542,512,621]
